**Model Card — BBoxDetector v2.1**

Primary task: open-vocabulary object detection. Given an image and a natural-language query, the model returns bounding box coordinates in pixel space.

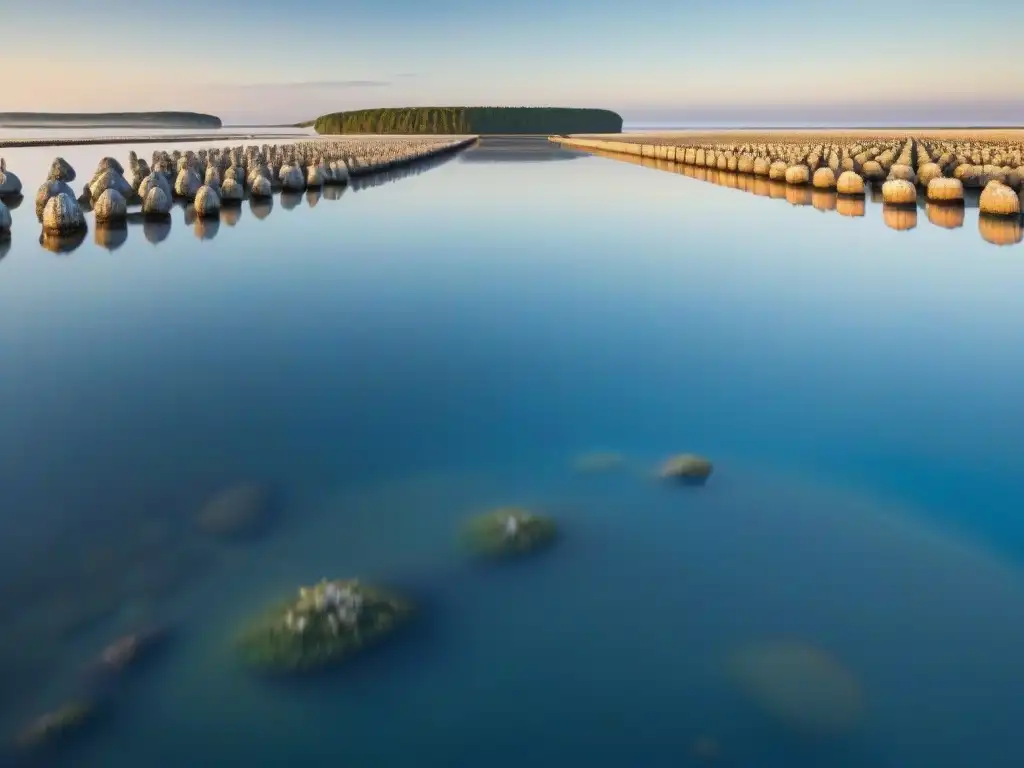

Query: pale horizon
[3,0,1023,127]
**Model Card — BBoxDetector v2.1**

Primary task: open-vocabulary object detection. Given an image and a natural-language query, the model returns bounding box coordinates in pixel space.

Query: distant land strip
[309,107,624,135]
[0,132,307,149]
[0,111,222,128]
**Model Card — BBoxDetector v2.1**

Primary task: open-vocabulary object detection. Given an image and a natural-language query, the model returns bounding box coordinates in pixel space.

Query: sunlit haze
[3,0,1024,126]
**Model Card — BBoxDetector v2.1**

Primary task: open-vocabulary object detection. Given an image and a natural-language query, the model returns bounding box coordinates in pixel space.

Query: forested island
[0,112,222,128]
[309,107,623,135]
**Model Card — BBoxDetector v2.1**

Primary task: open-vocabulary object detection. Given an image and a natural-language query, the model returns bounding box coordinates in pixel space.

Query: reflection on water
[39,228,88,253]
[349,150,459,191]
[588,148,1019,243]
[95,224,128,251]
[979,214,1023,245]
[279,191,303,211]
[194,217,219,241]
[786,185,811,206]
[927,203,965,229]
[219,205,242,227]
[837,196,864,217]
[812,189,837,212]
[141,218,171,244]
[249,197,273,220]
[459,136,585,163]
[883,205,917,231]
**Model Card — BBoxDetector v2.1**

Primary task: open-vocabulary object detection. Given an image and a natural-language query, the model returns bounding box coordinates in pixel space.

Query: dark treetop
[310,107,623,135]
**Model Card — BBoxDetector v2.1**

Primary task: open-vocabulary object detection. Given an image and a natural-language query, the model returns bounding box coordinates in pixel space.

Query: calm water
[1,136,1024,767]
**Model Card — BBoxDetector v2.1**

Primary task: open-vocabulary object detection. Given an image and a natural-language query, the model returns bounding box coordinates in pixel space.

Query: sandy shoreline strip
[566,128,1024,143]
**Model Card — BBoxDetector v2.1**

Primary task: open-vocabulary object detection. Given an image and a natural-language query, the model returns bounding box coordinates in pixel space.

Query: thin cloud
[230,80,393,89]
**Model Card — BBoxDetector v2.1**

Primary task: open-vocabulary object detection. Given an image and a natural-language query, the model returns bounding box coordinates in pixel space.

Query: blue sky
[4,0,1023,126]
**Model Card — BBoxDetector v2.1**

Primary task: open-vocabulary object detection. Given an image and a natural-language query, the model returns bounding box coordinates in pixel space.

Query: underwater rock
[728,642,864,737]
[691,736,721,762]
[47,156,76,182]
[42,193,86,234]
[461,507,557,558]
[14,701,95,751]
[236,578,413,673]
[0,157,23,196]
[659,453,713,484]
[197,483,273,540]
[84,625,171,687]
[571,451,627,474]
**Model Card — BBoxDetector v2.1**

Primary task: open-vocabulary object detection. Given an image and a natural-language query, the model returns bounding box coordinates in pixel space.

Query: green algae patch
[461,508,557,559]
[236,579,413,673]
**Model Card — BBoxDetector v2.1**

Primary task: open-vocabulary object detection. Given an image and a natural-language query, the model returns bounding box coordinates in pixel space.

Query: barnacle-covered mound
[461,507,557,558]
[236,579,413,673]
[0,158,22,196]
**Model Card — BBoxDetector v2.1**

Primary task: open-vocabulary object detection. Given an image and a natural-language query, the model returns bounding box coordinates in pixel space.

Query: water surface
[1,137,1023,767]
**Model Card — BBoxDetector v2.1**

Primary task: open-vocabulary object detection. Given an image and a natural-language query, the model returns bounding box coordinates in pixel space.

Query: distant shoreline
[0,111,222,129]
[0,132,310,149]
